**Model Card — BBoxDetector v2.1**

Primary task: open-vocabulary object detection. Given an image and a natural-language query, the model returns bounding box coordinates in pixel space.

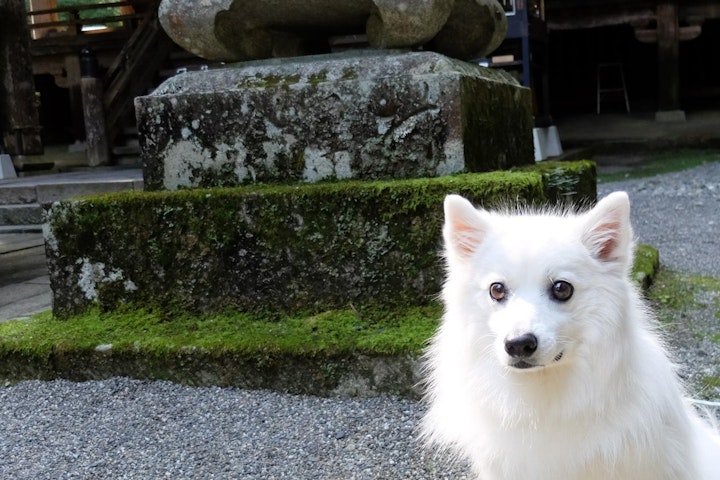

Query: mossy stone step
[44,161,595,320]
[0,245,658,397]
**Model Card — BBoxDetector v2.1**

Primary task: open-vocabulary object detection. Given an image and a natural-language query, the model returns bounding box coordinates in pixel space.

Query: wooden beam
[28,0,141,16]
[80,49,110,166]
[656,2,681,113]
[547,10,655,30]
[634,24,702,43]
[0,0,43,154]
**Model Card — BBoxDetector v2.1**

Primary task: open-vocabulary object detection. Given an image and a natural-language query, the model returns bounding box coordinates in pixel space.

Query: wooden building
[545,0,720,118]
[1,0,719,163]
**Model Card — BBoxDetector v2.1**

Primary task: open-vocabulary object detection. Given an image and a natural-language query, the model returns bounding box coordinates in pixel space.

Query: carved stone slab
[135,51,532,191]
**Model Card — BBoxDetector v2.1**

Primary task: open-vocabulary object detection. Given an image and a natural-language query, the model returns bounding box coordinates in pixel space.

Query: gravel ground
[0,379,469,479]
[598,160,720,277]
[0,161,718,479]
[598,159,720,400]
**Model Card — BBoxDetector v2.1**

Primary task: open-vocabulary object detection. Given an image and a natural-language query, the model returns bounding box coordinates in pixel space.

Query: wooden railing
[103,6,173,138]
[27,1,154,38]
[27,0,157,57]
[27,0,169,153]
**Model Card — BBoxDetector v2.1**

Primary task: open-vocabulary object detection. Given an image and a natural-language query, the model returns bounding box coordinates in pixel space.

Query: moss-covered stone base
[0,348,423,398]
[0,305,436,397]
[0,246,658,397]
[44,162,595,319]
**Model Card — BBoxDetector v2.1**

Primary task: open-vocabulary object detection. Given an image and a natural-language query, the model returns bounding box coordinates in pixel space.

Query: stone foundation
[136,50,533,191]
[44,162,595,319]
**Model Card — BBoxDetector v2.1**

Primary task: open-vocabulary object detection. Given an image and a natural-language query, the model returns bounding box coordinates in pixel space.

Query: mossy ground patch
[597,149,719,183]
[0,304,441,359]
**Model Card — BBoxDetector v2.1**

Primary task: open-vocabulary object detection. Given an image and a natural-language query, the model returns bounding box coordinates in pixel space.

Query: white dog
[421,191,720,479]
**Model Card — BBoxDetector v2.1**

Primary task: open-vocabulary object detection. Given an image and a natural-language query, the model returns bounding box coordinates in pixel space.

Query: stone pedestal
[158,0,506,62]
[136,50,533,191]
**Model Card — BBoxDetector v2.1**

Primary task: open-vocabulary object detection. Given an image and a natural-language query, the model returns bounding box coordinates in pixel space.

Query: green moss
[238,73,302,89]
[517,160,597,205]
[0,304,441,359]
[598,149,719,183]
[647,268,720,321]
[632,244,660,289]
[5,238,664,391]
[461,75,534,172]
[7,242,658,363]
[46,162,598,319]
[341,67,358,81]
[701,376,720,389]
[308,70,329,85]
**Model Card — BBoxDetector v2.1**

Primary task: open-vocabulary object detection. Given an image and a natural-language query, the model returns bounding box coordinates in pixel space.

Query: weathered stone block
[44,162,595,319]
[136,51,533,191]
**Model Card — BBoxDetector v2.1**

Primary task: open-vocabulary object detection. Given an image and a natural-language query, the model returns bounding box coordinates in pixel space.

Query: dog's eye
[550,281,574,302]
[489,282,507,302]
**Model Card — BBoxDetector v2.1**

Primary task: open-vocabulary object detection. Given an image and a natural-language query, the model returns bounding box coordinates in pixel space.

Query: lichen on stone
[76,257,137,303]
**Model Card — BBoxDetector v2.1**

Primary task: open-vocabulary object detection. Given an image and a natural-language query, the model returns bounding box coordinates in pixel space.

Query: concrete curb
[0,347,424,399]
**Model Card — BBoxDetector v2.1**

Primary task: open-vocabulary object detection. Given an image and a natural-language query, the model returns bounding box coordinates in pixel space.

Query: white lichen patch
[162,140,205,190]
[436,139,465,176]
[42,219,59,253]
[77,258,137,301]
[301,148,355,182]
[261,122,296,173]
[124,280,139,292]
[162,138,243,189]
[377,117,392,135]
[43,201,79,253]
[334,151,353,179]
[78,259,102,300]
[303,147,335,182]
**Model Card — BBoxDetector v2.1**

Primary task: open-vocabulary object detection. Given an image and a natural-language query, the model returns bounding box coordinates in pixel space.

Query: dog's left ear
[443,195,491,266]
[581,191,634,267]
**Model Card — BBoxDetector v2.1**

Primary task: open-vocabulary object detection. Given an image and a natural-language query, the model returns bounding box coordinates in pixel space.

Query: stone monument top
[158,0,507,62]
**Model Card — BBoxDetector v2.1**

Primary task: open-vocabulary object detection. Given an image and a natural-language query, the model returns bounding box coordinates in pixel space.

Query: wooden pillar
[65,55,85,141]
[655,2,685,121]
[80,48,110,166]
[0,0,44,154]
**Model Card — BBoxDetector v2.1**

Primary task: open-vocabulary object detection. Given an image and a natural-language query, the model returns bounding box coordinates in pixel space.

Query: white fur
[421,191,720,480]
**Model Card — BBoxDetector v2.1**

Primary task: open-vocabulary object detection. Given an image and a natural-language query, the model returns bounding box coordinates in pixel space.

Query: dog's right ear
[443,195,490,264]
[581,191,633,268]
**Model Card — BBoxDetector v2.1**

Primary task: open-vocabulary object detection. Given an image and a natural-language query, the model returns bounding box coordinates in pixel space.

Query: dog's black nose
[504,333,538,358]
